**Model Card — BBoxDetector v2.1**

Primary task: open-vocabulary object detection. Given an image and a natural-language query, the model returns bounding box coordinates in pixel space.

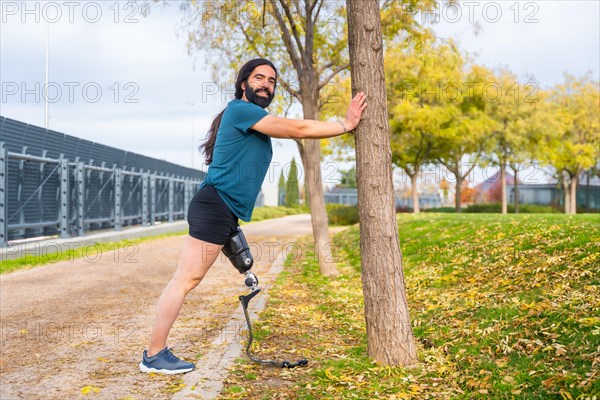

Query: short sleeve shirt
[201,99,272,222]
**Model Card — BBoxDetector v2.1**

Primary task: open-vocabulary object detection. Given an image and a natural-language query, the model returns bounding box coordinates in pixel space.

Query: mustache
[255,87,271,96]
[246,84,274,108]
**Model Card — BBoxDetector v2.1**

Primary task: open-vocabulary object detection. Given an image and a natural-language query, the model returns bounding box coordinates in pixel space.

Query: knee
[187,279,203,293]
[172,273,205,294]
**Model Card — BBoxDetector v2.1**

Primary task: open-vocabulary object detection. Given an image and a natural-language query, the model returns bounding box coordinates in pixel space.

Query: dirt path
[0,214,318,400]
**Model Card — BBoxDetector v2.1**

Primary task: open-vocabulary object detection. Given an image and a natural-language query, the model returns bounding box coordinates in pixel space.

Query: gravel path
[0,214,316,400]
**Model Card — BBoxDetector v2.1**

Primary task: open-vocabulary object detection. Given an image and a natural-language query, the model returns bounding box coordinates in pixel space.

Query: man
[140,58,366,374]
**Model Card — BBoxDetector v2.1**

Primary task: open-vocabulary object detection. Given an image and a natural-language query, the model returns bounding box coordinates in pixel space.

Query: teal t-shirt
[202,99,272,221]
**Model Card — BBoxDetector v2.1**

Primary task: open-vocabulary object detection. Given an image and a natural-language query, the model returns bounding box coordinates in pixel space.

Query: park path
[0,214,317,400]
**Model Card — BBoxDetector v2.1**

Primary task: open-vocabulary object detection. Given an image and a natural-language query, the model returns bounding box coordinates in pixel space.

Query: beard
[245,85,274,109]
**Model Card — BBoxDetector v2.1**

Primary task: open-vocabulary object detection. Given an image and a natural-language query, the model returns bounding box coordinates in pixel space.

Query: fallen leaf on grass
[559,389,573,400]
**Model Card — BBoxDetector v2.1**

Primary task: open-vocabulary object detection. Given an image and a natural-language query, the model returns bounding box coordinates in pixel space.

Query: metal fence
[0,116,205,246]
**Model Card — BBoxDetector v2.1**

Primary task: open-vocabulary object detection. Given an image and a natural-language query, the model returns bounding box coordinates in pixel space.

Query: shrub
[422,207,456,213]
[326,204,359,226]
[466,203,562,213]
[464,203,502,213]
[249,206,308,223]
[517,204,562,213]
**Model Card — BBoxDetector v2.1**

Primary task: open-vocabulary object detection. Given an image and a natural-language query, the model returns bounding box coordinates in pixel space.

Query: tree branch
[314,0,324,24]
[238,22,265,58]
[318,63,350,90]
[461,153,481,180]
[414,130,431,167]
[317,61,335,75]
[269,0,303,74]
[278,78,301,101]
[437,158,458,176]
[304,0,315,66]
[278,0,305,57]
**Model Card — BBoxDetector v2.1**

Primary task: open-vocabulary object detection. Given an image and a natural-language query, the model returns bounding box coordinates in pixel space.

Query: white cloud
[432,0,600,86]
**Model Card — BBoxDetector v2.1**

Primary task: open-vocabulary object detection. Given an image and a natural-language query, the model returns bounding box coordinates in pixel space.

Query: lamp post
[44,12,49,129]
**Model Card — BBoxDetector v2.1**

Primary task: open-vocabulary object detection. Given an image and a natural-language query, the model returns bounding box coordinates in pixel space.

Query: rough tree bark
[346,0,418,366]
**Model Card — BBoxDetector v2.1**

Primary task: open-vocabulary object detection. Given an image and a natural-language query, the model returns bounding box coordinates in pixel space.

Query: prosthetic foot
[222,227,308,369]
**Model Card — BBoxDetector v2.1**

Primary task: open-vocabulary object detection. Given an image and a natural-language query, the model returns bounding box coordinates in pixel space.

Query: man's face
[243,65,277,108]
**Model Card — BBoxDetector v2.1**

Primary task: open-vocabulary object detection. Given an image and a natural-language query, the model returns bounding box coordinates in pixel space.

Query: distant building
[255,185,279,208]
[324,187,358,205]
[474,171,515,204]
[324,186,442,210]
[473,171,600,211]
[394,191,442,209]
[507,183,600,210]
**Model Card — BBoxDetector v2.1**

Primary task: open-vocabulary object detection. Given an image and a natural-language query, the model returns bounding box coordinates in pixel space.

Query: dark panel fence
[0,116,205,246]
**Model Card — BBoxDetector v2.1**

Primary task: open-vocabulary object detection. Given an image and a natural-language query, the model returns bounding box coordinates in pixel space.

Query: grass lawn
[220,213,599,399]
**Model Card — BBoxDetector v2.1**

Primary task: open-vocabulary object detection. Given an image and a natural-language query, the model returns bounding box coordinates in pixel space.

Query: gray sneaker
[139,347,195,374]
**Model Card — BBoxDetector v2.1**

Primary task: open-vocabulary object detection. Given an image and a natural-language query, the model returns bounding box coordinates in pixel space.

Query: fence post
[114,166,122,231]
[38,151,47,236]
[142,171,149,226]
[76,162,85,236]
[0,143,7,247]
[149,174,156,225]
[168,175,174,222]
[184,179,190,220]
[59,157,69,239]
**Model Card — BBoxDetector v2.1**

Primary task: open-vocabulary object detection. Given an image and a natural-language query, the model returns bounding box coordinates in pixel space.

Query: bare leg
[147,236,222,356]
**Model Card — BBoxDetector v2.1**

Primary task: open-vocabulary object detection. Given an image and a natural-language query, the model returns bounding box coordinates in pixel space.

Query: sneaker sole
[139,362,194,375]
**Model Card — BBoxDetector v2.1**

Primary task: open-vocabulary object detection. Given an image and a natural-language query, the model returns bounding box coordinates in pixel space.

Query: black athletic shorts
[187,185,239,245]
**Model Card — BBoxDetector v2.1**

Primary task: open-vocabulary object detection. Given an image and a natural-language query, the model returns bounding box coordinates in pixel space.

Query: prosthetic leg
[222,227,308,369]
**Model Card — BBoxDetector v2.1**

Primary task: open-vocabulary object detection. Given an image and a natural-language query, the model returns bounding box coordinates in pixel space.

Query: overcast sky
[1,0,599,187]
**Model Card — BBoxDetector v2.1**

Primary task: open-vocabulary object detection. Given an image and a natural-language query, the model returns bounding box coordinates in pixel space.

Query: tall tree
[285,157,300,206]
[338,166,357,188]
[387,37,463,213]
[176,0,353,275]
[545,74,600,214]
[432,65,497,212]
[485,68,544,214]
[278,169,286,205]
[347,0,418,366]
[143,0,442,274]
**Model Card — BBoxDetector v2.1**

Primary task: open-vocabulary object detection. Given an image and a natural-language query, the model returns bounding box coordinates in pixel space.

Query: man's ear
[241,81,246,91]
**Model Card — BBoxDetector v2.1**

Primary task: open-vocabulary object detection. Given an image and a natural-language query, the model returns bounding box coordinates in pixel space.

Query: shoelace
[163,348,181,363]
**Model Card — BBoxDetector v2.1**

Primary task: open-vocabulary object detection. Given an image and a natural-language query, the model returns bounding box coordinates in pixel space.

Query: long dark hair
[199,58,278,165]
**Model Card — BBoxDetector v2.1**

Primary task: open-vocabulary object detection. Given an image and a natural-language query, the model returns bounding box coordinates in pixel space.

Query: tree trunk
[500,161,507,214]
[562,171,571,214]
[455,173,463,213]
[570,173,578,215]
[514,167,519,214]
[411,173,420,213]
[299,99,338,277]
[347,0,418,367]
[586,170,591,213]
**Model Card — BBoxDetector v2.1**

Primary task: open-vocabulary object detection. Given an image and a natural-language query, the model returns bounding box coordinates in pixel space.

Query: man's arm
[251,92,367,139]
